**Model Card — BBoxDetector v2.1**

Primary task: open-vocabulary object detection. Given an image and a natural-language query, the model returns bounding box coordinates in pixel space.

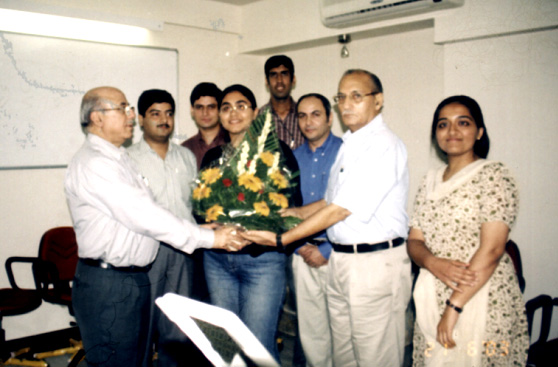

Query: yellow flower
[193,184,211,200]
[206,204,224,222]
[201,168,222,184]
[259,151,275,167]
[269,192,288,208]
[270,171,288,189]
[238,173,263,192]
[254,201,270,217]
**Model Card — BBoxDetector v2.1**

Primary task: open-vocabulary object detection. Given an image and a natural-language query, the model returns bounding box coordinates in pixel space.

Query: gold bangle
[446,299,463,313]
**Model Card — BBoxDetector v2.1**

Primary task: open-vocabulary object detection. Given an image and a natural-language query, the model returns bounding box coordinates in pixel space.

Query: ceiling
[206,0,263,5]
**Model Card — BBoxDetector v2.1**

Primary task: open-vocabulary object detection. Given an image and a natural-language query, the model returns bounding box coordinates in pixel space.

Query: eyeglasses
[333,91,379,104]
[95,105,135,117]
[220,102,252,114]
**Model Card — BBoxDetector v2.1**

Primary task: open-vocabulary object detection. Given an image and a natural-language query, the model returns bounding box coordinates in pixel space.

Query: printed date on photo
[424,340,509,358]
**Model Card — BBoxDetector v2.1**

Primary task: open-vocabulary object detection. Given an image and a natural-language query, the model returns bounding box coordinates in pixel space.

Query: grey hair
[342,69,383,93]
[80,94,115,127]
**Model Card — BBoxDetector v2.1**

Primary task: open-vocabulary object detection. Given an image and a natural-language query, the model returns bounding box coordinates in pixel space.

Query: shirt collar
[268,97,296,115]
[342,113,384,143]
[194,126,227,144]
[87,133,126,159]
[303,131,336,154]
[139,137,175,155]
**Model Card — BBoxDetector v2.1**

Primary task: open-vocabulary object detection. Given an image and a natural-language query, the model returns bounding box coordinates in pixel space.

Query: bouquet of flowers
[192,108,302,233]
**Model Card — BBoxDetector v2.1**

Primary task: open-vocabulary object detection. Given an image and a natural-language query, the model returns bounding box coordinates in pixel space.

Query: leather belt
[80,258,151,273]
[331,237,405,254]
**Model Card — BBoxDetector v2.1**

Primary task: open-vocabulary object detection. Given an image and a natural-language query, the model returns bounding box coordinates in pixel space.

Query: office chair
[526,294,558,367]
[32,226,84,366]
[0,257,47,367]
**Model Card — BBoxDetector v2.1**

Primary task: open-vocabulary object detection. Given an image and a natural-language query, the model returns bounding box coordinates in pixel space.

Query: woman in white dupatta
[407,96,528,366]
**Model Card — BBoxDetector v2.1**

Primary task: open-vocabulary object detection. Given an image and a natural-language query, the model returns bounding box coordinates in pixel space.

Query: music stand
[156,293,279,367]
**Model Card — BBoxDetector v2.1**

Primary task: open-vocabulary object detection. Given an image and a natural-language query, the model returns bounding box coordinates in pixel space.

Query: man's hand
[299,244,328,268]
[279,207,303,219]
[212,225,250,251]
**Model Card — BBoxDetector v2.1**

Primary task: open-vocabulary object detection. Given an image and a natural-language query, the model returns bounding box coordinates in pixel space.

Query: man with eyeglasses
[258,55,304,150]
[127,89,205,367]
[182,82,227,170]
[242,69,411,366]
[65,86,245,367]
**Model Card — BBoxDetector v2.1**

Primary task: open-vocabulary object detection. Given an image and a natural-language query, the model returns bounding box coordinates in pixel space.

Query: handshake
[204,223,252,252]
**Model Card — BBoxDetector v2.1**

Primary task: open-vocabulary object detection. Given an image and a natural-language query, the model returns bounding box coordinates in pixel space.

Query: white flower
[257,112,272,154]
[267,152,280,176]
[249,153,258,174]
[237,141,250,174]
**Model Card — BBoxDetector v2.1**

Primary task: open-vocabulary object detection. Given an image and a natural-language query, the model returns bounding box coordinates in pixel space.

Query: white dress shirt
[64,134,214,267]
[325,114,409,244]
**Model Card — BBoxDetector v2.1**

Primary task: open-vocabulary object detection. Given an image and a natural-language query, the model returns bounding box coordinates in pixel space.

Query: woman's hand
[241,230,276,246]
[428,257,478,292]
[437,305,460,348]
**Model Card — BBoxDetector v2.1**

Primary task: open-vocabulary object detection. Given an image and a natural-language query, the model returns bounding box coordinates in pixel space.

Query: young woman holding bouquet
[197,84,302,361]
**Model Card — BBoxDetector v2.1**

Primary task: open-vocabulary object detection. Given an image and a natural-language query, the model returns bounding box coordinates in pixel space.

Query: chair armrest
[5,256,41,290]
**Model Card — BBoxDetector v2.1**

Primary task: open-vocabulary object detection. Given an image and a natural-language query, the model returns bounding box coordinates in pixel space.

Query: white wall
[1,0,557,341]
[0,0,264,340]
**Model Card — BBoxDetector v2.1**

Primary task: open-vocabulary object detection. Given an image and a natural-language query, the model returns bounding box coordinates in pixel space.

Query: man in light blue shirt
[128,89,200,367]
[293,93,342,367]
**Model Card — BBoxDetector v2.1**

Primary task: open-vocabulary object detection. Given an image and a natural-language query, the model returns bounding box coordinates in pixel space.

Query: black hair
[431,95,490,160]
[137,89,175,117]
[189,82,222,106]
[264,55,295,82]
[220,84,257,109]
[296,93,332,120]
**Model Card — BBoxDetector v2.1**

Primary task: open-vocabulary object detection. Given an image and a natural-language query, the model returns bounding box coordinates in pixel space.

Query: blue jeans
[204,250,286,362]
[72,261,151,367]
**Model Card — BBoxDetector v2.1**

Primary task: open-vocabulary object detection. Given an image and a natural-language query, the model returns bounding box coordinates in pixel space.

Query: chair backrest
[34,227,78,307]
[505,239,526,293]
[526,294,558,366]
[526,294,553,344]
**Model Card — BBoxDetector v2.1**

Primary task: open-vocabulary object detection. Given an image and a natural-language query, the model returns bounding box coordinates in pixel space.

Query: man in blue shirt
[292,93,342,367]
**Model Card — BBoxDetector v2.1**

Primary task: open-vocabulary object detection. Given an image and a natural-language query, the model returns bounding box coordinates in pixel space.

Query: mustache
[156,123,171,128]
[341,110,354,116]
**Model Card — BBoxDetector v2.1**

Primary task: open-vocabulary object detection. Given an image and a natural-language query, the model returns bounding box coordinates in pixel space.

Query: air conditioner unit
[320,0,464,28]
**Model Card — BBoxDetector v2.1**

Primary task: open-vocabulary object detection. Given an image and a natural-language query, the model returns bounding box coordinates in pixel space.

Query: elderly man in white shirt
[65,86,243,367]
[242,70,411,367]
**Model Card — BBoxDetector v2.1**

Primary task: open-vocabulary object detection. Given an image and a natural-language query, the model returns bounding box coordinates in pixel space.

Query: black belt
[80,258,151,273]
[331,237,405,254]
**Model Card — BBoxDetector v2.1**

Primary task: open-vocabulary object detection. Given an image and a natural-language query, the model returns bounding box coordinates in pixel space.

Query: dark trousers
[143,244,209,367]
[72,261,150,367]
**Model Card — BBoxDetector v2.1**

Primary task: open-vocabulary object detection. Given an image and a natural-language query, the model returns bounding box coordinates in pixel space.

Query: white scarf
[414,159,492,366]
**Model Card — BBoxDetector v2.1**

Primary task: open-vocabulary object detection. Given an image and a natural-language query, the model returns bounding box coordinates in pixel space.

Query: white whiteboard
[0,31,178,169]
